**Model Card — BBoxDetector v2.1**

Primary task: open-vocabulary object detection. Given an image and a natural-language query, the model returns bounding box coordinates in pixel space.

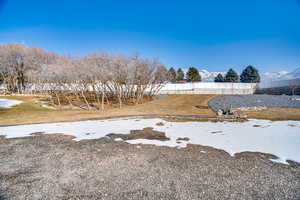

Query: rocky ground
[209,94,300,112]
[0,132,299,200]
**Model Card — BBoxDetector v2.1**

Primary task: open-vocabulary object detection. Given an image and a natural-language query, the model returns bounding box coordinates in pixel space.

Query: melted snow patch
[0,118,299,164]
[0,99,22,108]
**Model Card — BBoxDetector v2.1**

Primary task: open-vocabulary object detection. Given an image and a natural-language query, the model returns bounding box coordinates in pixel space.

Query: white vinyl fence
[158,82,257,95]
[1,82,258,95]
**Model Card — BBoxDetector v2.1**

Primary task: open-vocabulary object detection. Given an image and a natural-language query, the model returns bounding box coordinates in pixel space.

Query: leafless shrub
[0,43,168,109]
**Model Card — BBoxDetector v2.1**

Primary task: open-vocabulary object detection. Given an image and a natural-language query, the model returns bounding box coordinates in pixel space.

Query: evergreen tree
[240,65,260,83]
[224,68,239,82]
[167,67,177,82]
[176,68,184,81]
[186,67,201,82]
[214,73,224,82]
[154,65,169,83]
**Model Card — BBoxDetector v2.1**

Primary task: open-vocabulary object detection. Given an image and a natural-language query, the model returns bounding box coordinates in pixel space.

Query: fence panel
[158,82,257,95]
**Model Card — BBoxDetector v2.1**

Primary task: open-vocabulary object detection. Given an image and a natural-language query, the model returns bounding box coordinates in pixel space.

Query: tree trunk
[55,92,61,109]
[81,91,91,110]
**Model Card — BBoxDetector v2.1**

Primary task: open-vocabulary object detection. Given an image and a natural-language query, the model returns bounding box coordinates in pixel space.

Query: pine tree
[214,73,224,82]
[240,65,260,83]
[176,68,184,81]
[224,68,239,82]
[186,67,201,82]
[167,67,177,83]
[154,65,169,83]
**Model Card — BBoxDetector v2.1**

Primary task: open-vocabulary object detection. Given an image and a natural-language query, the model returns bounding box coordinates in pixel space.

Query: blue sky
[0,0,300,72]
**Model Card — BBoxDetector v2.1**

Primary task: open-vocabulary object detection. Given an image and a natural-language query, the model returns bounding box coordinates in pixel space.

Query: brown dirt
[107,127,170,141]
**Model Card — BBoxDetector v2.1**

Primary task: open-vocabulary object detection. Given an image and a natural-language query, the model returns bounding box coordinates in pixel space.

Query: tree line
[0,43,169,109]
[0,43,261,109]
[167,67,201,82]
[167,66,260,83]
[214,66,260,83]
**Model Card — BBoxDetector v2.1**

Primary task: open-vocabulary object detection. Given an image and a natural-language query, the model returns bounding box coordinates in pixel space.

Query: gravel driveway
[209,94,300,112]
[0,134,299,200]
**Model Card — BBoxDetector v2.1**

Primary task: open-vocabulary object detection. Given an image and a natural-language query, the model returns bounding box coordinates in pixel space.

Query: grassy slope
[242,108,300,121]
[2,94,300,126]
[0,95,216,126]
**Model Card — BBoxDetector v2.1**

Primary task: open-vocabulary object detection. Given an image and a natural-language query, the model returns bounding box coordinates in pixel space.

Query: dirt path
[0,134,299,200]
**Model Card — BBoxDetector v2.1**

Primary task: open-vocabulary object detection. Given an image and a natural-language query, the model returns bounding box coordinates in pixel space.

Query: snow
[128,119,300,164]
[182,68,225,82]
[262,71,289,81]
[0,99,22,108]
[0,118,163,141]
[179,67,300,83]
[114,138,124,142]
[0,118,299,164]
[278,67,300,80]
[261,67,300,83]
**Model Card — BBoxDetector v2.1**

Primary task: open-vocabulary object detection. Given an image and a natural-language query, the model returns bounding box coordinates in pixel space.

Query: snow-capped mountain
[182,68,225,82]
[198,70,226,82]
[262,68,300,81]
[278,68,300,80]
[261,71,289,81]
[180,67,300,82]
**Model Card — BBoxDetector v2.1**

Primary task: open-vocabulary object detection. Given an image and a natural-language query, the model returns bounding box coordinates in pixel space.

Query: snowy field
[0,99,22,108]
[0,118,299,164]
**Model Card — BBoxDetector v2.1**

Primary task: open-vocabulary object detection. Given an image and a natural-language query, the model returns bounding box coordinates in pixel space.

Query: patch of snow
[0,118,163,141]
[269,158,285,164]
[0,118,299,164]
[0,99,22,108]
[114,138,123,142]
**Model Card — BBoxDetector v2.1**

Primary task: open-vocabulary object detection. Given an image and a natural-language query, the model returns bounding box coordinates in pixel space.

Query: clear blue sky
[0,0,300,72]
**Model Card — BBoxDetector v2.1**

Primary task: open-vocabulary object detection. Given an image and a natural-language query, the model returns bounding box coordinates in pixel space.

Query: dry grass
[2,94,300,126]
[0,95,216,126]
[241,108,300,121]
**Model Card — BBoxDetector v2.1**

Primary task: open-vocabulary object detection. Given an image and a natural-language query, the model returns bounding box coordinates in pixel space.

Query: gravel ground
[209,94,300,112]
[0,133,299,200]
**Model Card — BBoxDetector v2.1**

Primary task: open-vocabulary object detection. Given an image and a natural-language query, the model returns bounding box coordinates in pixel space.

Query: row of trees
[0,43,169,109]
[167,67,201,82]
[215,66,260,83]
[166,65,260,83]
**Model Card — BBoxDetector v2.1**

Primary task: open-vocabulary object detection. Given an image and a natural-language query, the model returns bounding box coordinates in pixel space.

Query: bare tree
[0,43,168,109]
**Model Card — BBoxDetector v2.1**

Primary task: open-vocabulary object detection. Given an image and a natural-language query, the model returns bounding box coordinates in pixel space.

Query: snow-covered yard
[0,99,22,108]
[0,118,299,164]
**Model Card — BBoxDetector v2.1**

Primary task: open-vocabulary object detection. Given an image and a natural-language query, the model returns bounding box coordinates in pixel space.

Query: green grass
[0,96,55,121]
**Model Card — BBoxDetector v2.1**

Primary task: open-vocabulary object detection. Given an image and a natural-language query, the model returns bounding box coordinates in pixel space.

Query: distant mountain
[182,68,225,82]
[180,67,300,82]
[261,71,289,81]
[279,68,300,80]
[262,68,300,81]
[199,70,226,82]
